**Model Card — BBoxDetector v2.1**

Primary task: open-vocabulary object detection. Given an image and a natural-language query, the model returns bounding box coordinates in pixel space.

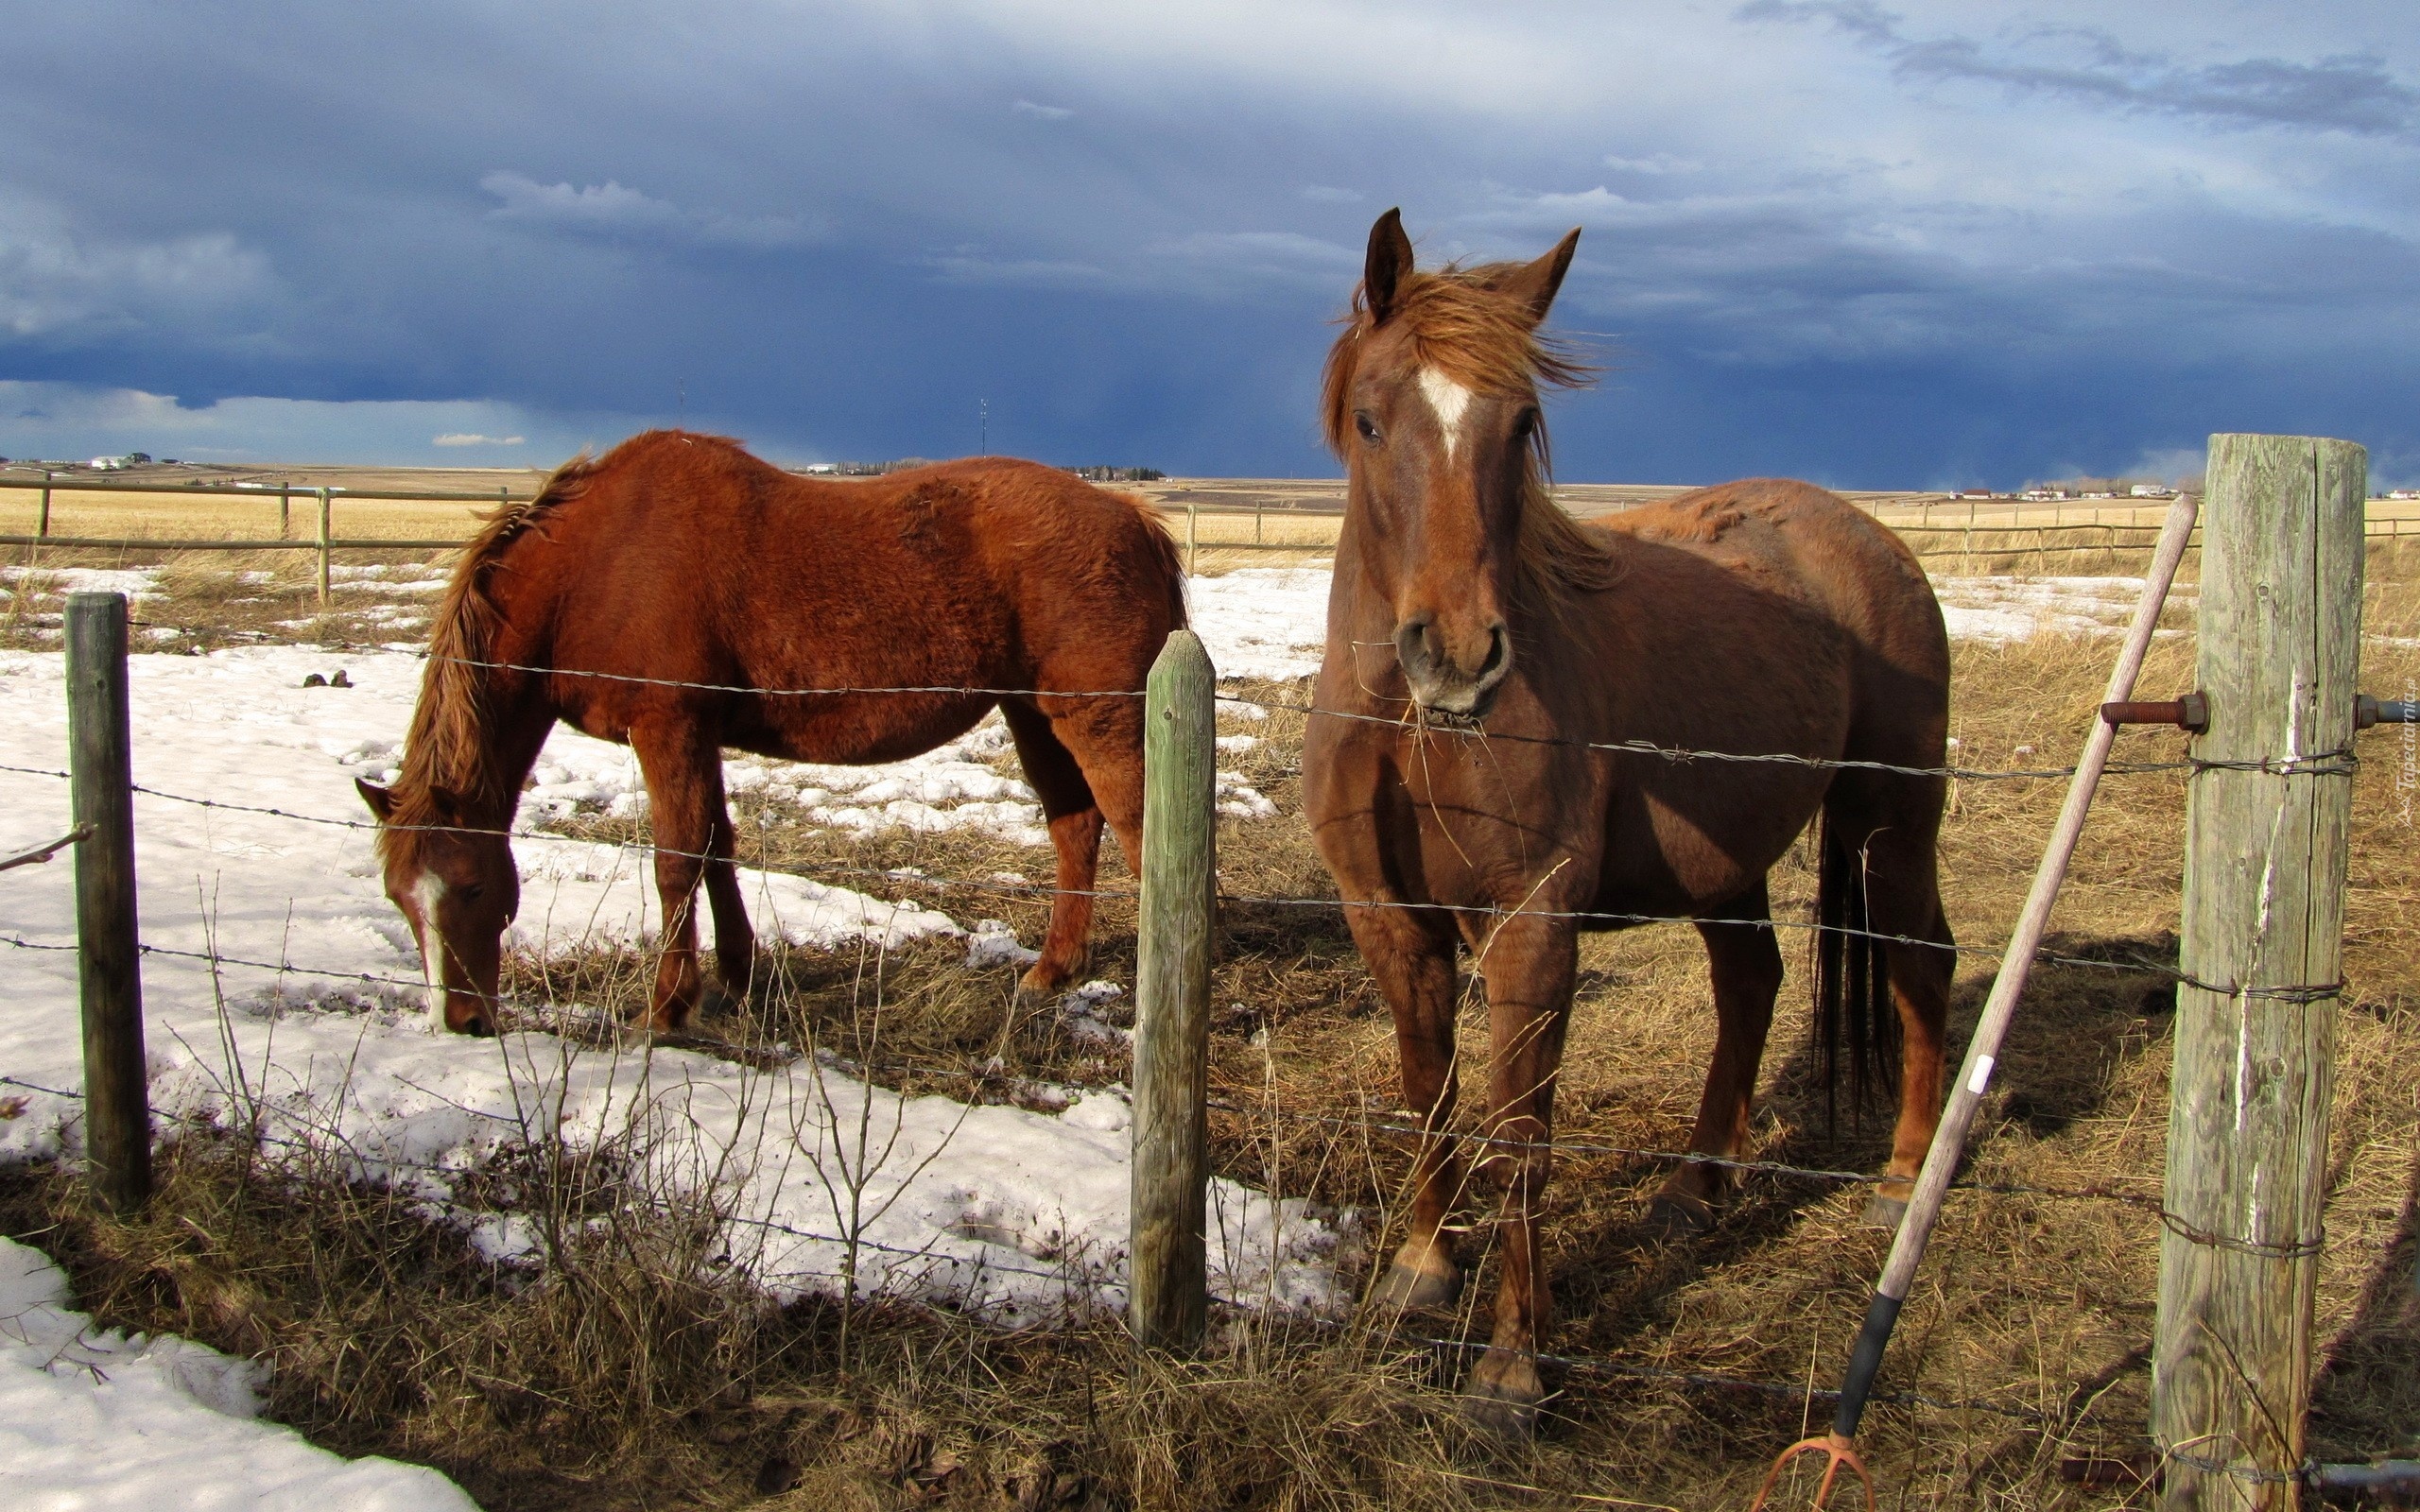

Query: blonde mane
[1320,262,1616,595]
[376,451,596,862]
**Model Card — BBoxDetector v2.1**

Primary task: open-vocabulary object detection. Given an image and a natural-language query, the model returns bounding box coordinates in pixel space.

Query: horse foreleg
[1653,883,1784,1235]
[701,797,756,1005]
[1462,912,1577,1438]
[1346,900,1465,1313]
[632,728,717,1032]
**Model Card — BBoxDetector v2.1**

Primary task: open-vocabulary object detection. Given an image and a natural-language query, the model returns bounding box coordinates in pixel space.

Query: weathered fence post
[1130,627,1215,1349]
[38,469,53,538]
[1184,499,1200,577]
[278,481,290,539]
[64,592,150,1216]
[2152,434,2365,1509]
[316,487,333,607]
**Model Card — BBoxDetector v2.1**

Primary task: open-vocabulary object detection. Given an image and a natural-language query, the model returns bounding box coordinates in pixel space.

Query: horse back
[478,434,1184,757]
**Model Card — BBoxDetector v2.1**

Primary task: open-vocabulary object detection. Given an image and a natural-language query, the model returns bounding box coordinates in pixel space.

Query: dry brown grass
[6,539,2419,1508]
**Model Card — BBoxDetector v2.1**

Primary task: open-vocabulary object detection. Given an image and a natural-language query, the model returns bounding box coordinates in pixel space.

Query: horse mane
[378,447,605,863]
[1320,262,1616,596]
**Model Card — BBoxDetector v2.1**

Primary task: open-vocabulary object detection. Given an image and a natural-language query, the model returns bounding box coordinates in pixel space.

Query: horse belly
[736,691,996,766]
[1592,768,1827,920]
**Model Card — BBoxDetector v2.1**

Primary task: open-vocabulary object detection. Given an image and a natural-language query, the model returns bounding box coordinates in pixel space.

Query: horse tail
[1122,492,1189,629]
[1813,810,1897,1130]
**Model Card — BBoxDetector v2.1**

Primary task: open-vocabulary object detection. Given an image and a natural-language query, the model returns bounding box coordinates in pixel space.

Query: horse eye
[460,884,485,901]
[1512,407,1540,439]
[1354,411,1383,445]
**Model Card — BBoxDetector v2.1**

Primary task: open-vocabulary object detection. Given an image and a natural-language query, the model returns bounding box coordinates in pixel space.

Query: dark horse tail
[1814,813,1897,1128]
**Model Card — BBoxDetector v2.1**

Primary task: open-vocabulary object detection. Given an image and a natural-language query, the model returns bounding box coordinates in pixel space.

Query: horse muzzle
[1393,612,1512,722]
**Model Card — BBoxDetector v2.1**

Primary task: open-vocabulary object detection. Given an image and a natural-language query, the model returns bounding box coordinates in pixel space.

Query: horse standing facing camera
[358,430,1184,1035]
[1302,210,1956,1435]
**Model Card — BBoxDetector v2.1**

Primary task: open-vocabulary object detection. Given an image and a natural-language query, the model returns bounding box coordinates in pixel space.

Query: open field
[2,506,2417,1508]
[14,462,2420,555]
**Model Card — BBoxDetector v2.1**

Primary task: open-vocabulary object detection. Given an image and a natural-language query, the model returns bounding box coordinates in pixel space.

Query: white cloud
[0,193,273,339]
[1602,153,1703,174]
[1011,98,1075,119]
[478,171,825,249]
[0,382,604,466]
[1300,184,1364,202]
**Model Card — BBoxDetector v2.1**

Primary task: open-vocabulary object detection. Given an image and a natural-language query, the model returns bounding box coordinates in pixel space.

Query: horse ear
[355,777,395,822]
[1363,208,1414,324]
[1496,226,1582,325]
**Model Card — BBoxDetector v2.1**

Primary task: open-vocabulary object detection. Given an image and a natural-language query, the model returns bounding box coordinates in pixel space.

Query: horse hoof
[1458,1351,1544,1442]
[1015,962,1077,1003]
[1859,1193,1910,1229]
[1645,1193,1716,1241]
[1366,1258,1462,1313]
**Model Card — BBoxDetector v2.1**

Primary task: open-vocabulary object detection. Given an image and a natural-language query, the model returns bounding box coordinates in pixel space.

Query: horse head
[356,777,518,1035]
[1322,209,1587,723]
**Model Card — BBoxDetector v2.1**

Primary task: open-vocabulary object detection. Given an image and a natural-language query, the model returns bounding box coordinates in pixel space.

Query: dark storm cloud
[1740,1,2419,135]
[0,2,2413,487]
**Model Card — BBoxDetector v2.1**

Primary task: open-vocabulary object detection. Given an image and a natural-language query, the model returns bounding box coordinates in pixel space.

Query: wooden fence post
[278,481,290,540]
[38,469,53,538]
[64,592,151,1216]
[1185,499,1200,577]
[1130,627,1215,1350]
[316,487,332,607]
[2152,434,2365,1508]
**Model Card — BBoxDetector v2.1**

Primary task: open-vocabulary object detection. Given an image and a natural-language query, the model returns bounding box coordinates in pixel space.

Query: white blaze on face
[410,870,448,1025]
[1417,367,1474,461]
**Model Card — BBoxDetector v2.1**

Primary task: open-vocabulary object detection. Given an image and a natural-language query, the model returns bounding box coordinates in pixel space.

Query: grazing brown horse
[1303,212,1955,1434]
[358,431,1184,1034]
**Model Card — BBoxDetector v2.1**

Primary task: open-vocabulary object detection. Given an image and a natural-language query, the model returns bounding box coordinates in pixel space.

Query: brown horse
[1303,212,1955,1433]
[357,430,1184,1034]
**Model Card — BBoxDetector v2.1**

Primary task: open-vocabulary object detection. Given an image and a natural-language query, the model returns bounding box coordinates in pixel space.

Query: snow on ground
[1929,575,2185,644]
[0,1237,475,1511]
[0,566,1347,1362]
[1186,566,1333,680]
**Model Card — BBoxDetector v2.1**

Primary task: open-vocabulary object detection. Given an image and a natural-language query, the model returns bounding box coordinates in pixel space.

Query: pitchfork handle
[1831,1292,1903,1439]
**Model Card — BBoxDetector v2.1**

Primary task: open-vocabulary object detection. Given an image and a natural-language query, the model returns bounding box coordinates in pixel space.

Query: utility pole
[979,398,988,456]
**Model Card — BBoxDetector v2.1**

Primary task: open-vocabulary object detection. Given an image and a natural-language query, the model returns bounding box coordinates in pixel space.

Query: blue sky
[2,1,2414,488]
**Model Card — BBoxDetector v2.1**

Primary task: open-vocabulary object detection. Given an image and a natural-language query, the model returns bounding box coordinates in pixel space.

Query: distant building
[802,462,837,473]
[2130,483,2171,497]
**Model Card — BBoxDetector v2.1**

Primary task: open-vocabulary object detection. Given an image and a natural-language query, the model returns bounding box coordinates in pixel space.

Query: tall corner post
[1129,627,1215,1350]
[2152,435,2365,1508]
[64,591,151,1215]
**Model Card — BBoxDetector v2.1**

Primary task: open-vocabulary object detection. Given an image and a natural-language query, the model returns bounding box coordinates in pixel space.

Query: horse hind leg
[1651,880,1784,1238]
[701,795,757,1007]
[1824,782,1955,1228]
[1000,702,1103,999]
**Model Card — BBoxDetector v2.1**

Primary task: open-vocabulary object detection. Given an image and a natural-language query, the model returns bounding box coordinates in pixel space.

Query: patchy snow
[1187,566,1332,680]
[0,1236,477,1510]
[0,637,1345,1347]
[1929,575,2187,644]
[2,565,164,600]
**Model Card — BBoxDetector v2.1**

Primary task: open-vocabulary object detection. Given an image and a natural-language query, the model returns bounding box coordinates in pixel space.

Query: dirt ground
[3,519,2416,1510]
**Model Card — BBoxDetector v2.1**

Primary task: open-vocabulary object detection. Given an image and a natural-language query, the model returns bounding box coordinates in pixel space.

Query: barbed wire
[0,753,2256,997]
[415,654,2140,784]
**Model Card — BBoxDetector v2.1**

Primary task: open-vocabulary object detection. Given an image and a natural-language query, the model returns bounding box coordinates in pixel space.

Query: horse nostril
[1477,623,1509,681]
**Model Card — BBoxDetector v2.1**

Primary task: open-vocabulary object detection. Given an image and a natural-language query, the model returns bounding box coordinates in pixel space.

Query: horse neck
[401,658,557,834]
